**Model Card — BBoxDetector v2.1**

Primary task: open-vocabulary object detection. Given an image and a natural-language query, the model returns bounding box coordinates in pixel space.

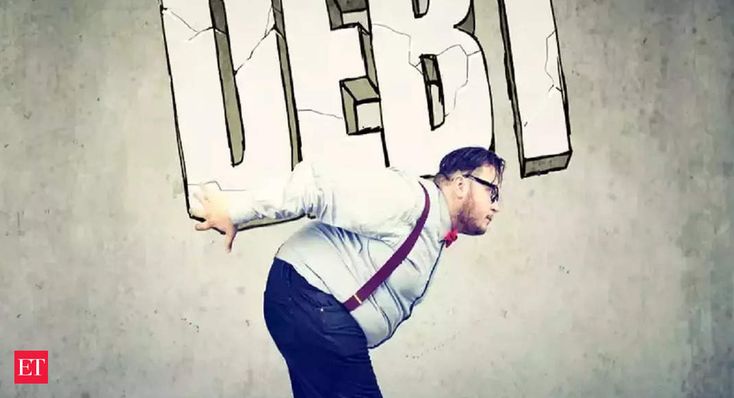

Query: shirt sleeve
[225,159,424,244]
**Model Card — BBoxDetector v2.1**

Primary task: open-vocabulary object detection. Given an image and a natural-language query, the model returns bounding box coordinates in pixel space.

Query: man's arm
[192,159,424,251]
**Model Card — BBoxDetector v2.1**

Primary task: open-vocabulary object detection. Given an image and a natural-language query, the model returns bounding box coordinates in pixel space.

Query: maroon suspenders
[342,183,431,312]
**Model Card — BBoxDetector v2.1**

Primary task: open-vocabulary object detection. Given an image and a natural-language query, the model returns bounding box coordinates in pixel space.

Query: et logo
[14,350,48,384]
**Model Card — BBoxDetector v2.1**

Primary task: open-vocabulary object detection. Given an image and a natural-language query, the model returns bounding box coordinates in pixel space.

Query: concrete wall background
[1,0,732,397]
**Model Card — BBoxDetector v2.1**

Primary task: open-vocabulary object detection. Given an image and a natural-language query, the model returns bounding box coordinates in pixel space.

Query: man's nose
[490,201,500,213]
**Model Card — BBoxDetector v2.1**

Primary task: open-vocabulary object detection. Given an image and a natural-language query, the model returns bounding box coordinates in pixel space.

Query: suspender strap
[343,183,431,312]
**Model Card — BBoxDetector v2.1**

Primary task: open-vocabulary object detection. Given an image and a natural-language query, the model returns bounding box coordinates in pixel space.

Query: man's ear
[453,174,469,200]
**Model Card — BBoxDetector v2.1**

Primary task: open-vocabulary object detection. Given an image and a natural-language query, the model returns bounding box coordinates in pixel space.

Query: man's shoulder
[385,165,426,182]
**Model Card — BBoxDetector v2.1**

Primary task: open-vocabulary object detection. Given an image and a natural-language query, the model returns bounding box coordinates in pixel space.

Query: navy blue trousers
[263,258,383,398]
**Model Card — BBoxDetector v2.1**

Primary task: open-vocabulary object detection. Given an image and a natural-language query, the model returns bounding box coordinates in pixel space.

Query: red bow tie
[443,228,459,248]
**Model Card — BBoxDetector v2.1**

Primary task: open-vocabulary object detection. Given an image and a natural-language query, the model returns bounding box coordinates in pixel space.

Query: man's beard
[457,199,485,236]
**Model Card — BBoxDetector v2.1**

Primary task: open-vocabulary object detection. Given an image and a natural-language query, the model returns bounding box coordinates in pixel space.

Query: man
[191,146,504,397]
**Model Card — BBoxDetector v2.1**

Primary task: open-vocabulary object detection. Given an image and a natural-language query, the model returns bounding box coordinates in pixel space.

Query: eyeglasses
[463,174,500,203]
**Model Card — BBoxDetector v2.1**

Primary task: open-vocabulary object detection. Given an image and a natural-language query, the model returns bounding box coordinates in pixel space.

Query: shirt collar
[426,179,454,246]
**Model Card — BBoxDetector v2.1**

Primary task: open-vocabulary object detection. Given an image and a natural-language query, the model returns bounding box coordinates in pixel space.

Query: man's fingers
[195,220,213,231]
[190,206,205,219]
[193,186,211,206]
[224,227,237,253]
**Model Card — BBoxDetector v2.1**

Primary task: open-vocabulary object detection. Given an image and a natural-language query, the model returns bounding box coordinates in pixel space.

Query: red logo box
[14,350,48,384]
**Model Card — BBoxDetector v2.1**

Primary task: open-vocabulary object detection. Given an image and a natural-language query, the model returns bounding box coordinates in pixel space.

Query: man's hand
[190,183,238,253]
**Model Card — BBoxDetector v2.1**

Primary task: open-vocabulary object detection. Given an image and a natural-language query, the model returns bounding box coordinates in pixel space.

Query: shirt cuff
[226,190,258,227]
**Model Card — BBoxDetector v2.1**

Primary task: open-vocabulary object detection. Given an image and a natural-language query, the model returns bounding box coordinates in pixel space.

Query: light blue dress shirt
[226,159,453,348]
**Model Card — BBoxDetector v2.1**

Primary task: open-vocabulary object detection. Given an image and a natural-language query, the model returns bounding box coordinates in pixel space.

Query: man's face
[456,165,501,235]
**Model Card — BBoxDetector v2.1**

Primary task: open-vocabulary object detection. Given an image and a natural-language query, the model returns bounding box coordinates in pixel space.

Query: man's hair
[436,146,505,183]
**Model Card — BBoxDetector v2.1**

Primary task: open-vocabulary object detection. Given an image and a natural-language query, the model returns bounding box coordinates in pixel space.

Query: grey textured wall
[1,0,732,397]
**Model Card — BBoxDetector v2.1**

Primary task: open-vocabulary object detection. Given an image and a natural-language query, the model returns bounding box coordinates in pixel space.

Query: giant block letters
[160,0,572,227]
